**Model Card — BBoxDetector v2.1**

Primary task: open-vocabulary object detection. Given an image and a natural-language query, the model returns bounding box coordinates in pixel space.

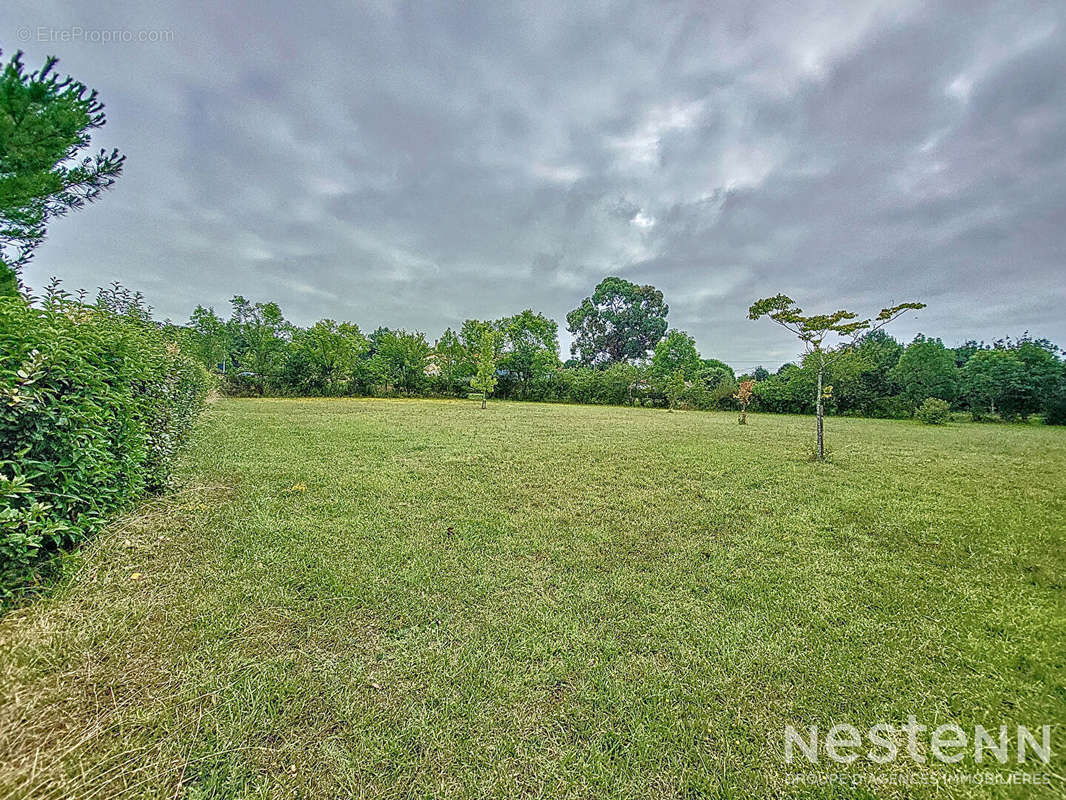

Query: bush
[1,289,210,595]
[1044,393,1066,426]
[916,397,951,425]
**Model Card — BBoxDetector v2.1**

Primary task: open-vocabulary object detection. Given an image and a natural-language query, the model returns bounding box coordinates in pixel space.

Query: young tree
[566,276,668,365]
[0,50,125,295]
[470,330,499,409]
[749,294,924,460]
[735,379,755,424]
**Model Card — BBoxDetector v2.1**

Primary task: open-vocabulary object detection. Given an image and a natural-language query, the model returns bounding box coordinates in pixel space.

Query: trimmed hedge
[1,291,211,595]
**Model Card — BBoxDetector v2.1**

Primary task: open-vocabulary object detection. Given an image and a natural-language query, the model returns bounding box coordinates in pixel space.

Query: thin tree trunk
[816,363,825,460]
[481,397,487,409]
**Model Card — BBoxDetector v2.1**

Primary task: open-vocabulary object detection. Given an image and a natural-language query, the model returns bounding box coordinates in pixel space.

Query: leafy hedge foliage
[1046,394,1066,426]
[1,288,210,595]
[916,397,951,425]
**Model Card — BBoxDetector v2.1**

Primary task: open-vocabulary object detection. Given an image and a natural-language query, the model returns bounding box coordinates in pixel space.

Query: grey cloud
[2,0,1063,367]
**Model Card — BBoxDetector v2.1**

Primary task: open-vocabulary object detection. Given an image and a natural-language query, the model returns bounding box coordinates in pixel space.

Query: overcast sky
[4,1,1065,369]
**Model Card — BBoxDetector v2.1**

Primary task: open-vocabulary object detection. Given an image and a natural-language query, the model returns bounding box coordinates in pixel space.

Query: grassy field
[1,398,1064,799]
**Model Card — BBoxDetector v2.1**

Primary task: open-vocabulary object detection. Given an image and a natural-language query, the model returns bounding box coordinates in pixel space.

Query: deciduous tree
[286,319,368,395]
[960,348,1028,420]
[187,305,232,372]
[498,309,559,398]
[431,328,474,395]
[471,330,499,409]
[651,330,701,379]
[749,294,924,459]
[566,276,668,366]
[735,379,755,424]
[372,329,430,394]
[891,335,958,412]
[228,296,292,395]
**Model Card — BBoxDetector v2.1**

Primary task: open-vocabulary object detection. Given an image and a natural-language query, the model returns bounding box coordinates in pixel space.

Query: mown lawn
[1,398,1064,799]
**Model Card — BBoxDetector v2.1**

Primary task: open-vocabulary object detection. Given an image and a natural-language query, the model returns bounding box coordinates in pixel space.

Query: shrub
[1044,393,1066,426]
[1,288,210,595]
[916,397,951,425]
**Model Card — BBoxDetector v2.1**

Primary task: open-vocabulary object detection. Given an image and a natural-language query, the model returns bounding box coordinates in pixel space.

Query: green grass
[1,398,1064,799]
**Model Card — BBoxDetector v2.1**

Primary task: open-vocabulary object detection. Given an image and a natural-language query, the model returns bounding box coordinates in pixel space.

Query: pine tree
[0,50,125,294]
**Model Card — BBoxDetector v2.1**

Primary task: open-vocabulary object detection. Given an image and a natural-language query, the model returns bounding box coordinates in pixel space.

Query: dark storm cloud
[3,0,1064,367]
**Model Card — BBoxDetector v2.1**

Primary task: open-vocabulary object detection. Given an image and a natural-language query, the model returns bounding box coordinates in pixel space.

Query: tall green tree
[567,276,668,366]
[285,319,368,395]
[459,319,502,356]
[371,329,430,393]
[651,329,702,379]
[1012,337,1064,419]
[228,296,292,395]
[498,309,559,398]
[0,50,125,294]
[187,305,232,372]
[952,340,983,368]
[431,327,474,395]
[749,294,924,460]
[891,335,958,411]
[960,348,1029,420]
[845,330,904,416]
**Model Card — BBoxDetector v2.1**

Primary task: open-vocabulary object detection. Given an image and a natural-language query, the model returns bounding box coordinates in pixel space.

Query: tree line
[174,276,1066,425]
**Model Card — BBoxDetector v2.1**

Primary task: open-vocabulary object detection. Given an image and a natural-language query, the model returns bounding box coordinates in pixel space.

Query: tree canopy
[651,330,702,379]
[567,276,668,366]
[891,335,959,410]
